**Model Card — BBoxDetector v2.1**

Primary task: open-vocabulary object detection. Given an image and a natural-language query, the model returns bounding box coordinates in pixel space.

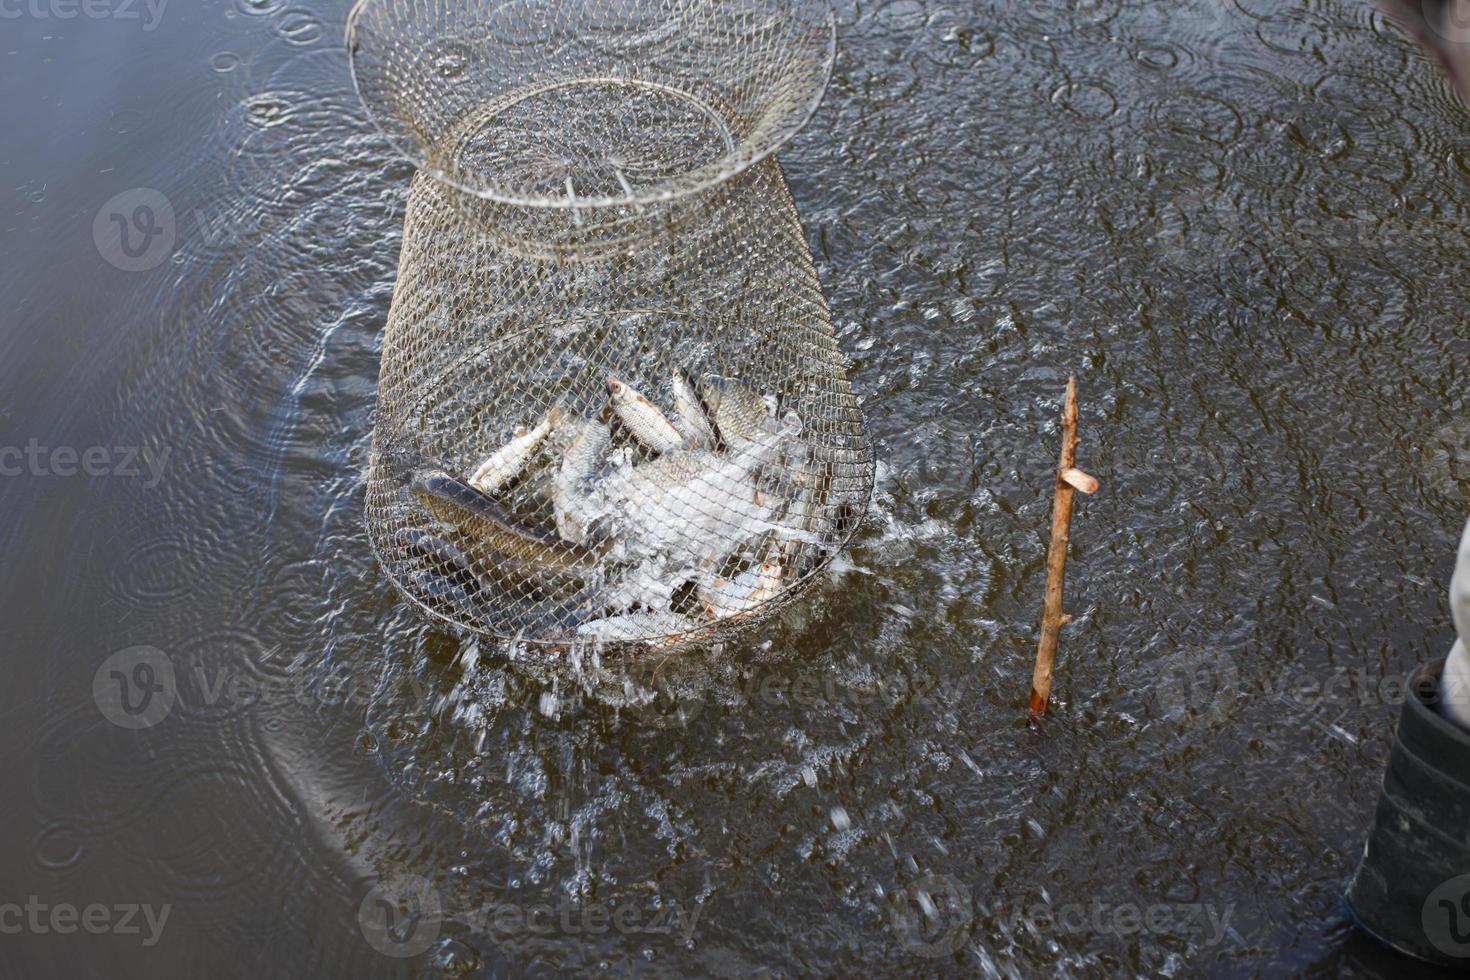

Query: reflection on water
[1,0,1468,975]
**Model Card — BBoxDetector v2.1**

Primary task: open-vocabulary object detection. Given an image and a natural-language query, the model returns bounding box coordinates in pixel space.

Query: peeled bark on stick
[1030,377,1098,717]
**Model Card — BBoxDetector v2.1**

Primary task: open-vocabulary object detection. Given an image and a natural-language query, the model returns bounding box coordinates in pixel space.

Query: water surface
[2,0,1468,976]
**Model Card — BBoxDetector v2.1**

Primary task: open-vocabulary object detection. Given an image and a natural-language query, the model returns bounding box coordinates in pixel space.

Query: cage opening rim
[344,0,837,211]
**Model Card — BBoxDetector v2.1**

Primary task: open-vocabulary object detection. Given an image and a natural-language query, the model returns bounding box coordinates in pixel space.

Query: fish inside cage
[350,0,874,650]
[396,366,864,647]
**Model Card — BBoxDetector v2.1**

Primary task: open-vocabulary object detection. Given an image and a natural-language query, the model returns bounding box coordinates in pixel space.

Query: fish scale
[701,374,778,453]
[552,418,614,546]
[607,375,684,454]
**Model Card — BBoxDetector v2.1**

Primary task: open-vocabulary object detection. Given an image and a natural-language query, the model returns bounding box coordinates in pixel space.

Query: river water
[2,0,1468,976]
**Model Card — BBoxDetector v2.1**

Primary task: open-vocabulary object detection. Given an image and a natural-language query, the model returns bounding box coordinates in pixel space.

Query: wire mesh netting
[349,0,874,651]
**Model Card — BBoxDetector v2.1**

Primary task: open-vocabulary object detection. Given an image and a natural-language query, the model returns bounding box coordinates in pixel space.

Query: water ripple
[14,0,1470,974]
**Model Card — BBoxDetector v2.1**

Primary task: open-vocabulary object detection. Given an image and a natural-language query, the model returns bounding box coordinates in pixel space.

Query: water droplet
[1450,145,1470,179]
[1051,81,1117,119]
[34,824,83,870]
[244,94,294,128]
[1136,45,1178,70]
[276,9,322,45]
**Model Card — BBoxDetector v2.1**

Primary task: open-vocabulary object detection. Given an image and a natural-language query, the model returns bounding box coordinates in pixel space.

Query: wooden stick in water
[1030,377,1099,718]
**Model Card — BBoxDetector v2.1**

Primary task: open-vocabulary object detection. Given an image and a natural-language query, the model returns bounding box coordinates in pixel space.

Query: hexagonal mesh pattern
[347,0,835,209]
[352,0,873,652]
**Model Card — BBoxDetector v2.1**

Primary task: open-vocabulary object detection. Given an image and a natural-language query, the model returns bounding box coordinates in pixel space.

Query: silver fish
[697,557,783,620]
[775,483,824,568]
[607,375,683,454]
[671,367,717,449]
[602,421,794,565]
[604,448,725,495]
[468,404,563,495]
[574,611,703,645]
[700,373,777,454]
[552,418,613,546]
[599,559,682,614]
[775,418,824,492]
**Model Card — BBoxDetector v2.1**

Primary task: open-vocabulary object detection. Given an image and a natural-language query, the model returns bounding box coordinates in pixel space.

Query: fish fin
[467,461,498,494]
[546,399,570,431]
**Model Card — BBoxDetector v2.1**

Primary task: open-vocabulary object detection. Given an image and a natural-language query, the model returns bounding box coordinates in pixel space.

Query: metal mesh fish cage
[349,0,873,652]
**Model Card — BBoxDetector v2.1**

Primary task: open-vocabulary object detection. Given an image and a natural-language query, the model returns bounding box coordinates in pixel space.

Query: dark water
[2,0,1469,976]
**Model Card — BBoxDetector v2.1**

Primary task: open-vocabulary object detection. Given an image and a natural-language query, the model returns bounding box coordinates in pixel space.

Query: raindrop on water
[276,10,322,46]
[245,94,294,128]
[33,823,83,870]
